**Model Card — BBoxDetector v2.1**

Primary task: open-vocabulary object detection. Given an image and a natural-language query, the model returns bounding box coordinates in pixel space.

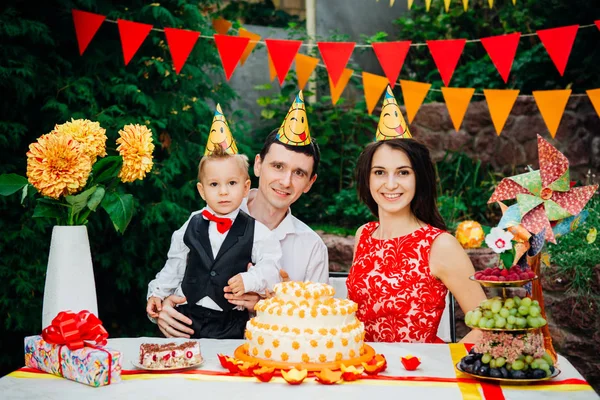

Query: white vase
[42,225,98,329]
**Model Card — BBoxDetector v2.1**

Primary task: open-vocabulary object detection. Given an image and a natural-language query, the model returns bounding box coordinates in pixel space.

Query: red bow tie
[201,210,233,234]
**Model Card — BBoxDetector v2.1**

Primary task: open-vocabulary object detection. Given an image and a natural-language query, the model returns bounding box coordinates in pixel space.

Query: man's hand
[223,268,291,309]
[156,295,194,338]
[146,296,163,318]
[227,274,246,297]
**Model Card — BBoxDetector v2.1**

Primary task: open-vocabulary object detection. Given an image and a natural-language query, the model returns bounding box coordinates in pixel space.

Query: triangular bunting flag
[72,9,105,55]
[317,42,356,86]
[390,0,396,5]
[265,39,302,85]
[536,25,579,76]
[483,89,520,136]
[238,28,261,66]
[488,0,494,8]
[362,72,390,115]
[372,41,411,88]
[532,89,571,138]
[329,68,354,105]
[295,53,319,90]
[400,80,431,123]
[427,39,466,86]
[212,18,232,35]
[268,53,277,82]
[595,20,600,31]
[214,34,250,80]
[444,0,451,12]
[481,32,520,83]
[586,88,600,118]
[117,19,153,66]
[463,0,469,11]
[441,87,475,131]
[408,0,414,9]
[164,28,200,74]
[425,0,432,11]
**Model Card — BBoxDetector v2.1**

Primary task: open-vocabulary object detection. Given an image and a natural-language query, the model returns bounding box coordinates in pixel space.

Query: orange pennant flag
[483,89,520,136]
[532,89,572,138]
[295,53,319,90]
[362,72,390,115]
[399,80,431,123]
[329,68,354,105]
[586,88,600,118]
[212,18,232,35]
[238,28,261,66]
[441,87,475,131]
[444,0,451,11]
[268,53,277,82]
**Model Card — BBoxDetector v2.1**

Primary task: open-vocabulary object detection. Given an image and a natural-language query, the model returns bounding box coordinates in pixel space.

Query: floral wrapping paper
[24,335,121,387]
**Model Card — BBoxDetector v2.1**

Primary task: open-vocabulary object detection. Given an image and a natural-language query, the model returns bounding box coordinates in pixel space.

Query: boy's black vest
[181,210,255,312]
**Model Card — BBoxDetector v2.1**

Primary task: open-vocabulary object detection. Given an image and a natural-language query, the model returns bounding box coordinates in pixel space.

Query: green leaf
[91,156,123,185]
[102,191,134,234]
[261,109,276,119]
[32,200,64,219]
[87,186,105,211]
[500,251,514,269]
[65,186,98,215]
[0,174,29,196]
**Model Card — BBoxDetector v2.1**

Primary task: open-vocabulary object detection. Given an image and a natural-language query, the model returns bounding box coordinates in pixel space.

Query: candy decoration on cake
[375,85,412,141]
[276,91,312,146]
[204,104,238,155]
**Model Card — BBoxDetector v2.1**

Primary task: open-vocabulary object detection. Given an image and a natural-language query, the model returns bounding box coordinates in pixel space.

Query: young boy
[146,105,282,339]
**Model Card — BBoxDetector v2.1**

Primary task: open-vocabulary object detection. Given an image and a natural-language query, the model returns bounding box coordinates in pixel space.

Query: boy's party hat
[376,86,411,141]
[276,91,312,146]
[205,104,238,155]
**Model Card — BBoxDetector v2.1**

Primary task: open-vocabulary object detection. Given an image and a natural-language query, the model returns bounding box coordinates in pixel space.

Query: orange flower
[281,368,307,385]
[340,364,364,381]
[116,124,154,182]
[237,361,259,377]
[361,354,387,375]
[401,355,421,371]
[26,133,92,199]
[53,118,107,162]
[253,366,275,382]
[314,368,342,385]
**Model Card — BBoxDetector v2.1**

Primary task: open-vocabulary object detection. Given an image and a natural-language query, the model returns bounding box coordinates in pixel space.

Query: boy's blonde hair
[197,145,250,182]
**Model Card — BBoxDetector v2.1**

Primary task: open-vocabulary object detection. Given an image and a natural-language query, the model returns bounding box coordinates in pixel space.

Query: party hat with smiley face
[276,91,312,146]
[204,104,238,155]
[375,86,411,141]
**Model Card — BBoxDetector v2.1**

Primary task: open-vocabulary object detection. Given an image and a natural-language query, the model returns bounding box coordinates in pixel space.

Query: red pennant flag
[164,28,200,75]
[372,41,411,88]
[480,32,520,83]
[214,34,250,80]
[317,42,356,86]
[117,19,153,66]
[426,39,466,87]
[72,10,105,55]
[265,39,302,85]
[595,20,600,31]
[536,25,579,76]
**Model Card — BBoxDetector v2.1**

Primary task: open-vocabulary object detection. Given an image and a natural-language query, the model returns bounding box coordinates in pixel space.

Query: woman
[347,138,486,343]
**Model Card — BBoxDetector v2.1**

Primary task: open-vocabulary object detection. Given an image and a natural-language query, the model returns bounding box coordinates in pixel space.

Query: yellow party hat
[376,86,412,141]
[204,104,238,155]
[276,91,312,146]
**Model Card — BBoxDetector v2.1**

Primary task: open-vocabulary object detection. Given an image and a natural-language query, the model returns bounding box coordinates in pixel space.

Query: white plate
[131,358,204,372]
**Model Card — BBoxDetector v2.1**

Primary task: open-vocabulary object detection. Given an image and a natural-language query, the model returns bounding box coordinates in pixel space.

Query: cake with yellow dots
[244,281,365,364]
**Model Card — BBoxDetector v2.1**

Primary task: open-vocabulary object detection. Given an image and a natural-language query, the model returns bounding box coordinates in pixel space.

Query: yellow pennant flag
[425,0,432,11]
[408,0,414,9]
[400,80,431,123]
[488,0,494,8]
[238,28,261,66]
[441,87,475,131]
[362,72,390,115]
[532,89,572,138]
[463,0,469,11]
[512,0,516,4]
[329,68,354,105]
[444,0,451,12]
[484,89,520,136]
[390,0,395,5]
[212,18,232,36]
[586,88,600,118]
[267,53,277,82]
[295,53,319,91]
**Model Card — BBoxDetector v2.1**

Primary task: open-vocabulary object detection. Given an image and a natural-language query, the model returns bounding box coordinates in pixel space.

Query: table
[1,338,598,400]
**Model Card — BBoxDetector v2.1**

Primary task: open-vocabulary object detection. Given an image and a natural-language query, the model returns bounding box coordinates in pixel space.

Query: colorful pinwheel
[488,135,597,244]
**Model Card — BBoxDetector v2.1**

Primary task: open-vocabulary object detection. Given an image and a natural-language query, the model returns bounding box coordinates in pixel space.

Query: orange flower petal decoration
[361,355,387,375]
[224,356,242,373]
[281,368,308,385]
[314,368,343,385]
[252,366,276,382]
[237,361,259,377]
[401,355,421,371]
[340,364,364,381]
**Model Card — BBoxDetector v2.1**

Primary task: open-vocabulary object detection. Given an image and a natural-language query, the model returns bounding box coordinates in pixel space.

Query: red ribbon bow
[202,210,233,234]
[42,310,108,350]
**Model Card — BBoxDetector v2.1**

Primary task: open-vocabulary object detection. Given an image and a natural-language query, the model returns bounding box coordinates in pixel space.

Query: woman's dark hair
[258,129,321,178]
[355,138,447,231]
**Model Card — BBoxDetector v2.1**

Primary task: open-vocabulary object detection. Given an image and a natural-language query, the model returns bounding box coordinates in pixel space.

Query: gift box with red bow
[24,310,122,387]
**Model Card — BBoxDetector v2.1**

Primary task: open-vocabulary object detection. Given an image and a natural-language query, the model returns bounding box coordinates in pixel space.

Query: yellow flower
[117,124,155,183]
[26,133,92,199]
[54,118,107,163]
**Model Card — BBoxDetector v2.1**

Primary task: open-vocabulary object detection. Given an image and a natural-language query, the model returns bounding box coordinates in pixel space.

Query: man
[151,92,329,338]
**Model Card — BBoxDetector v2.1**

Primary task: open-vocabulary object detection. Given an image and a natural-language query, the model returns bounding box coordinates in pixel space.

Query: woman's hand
[156,295,194,338]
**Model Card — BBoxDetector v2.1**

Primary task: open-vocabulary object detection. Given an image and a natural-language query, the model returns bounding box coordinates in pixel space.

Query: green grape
[495,357,506,368]
[537,317,547,327]
[506,323,515,329]
[482,353,492,364]
[525,355,534,364]
[537,360,550,371]
[483,310,493,319]
[532,300,540,307]
[479,317,489,329]
[527,316,539,328]
[509,308,518,316]
[513,296,522,306]
[490,359,497,368]
[516,317,527,328]
[518,305,530,316]
[481,300,492,310]
[521,297,532,307]
[512,360,525,370]
[471,311,482,326]
[485,319,495,329]
[507,315,517,325]
[491,300,502,314]
[495,316,506,328]
[529,306,541,317]
[546,369,552,377]
[504,298,515,309]
[530,360,539,369]
[465,310,473,325]
[499,308,510,318]
[542,352,554,366]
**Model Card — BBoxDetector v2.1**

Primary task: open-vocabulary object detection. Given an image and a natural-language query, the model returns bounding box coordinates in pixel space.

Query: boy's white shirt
[147,205,282,311]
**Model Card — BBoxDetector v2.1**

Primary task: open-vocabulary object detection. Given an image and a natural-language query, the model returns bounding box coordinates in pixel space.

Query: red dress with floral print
[347,222,448,343]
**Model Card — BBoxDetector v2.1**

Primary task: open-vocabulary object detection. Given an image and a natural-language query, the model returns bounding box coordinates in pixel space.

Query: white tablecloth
[0,338,597,400]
